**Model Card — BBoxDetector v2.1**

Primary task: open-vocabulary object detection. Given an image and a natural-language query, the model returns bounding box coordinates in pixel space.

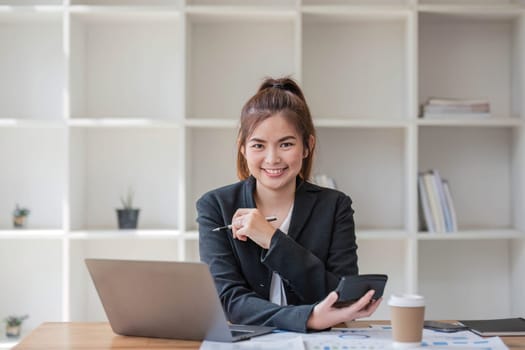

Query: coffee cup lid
[388,294,425,307]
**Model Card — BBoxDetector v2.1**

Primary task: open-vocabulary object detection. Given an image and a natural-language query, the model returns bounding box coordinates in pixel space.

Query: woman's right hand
[231,208,276,249]
[306,290,382,330]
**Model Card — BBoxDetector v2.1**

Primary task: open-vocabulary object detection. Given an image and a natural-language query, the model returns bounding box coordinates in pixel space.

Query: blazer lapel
[242,176,257,208]
[288,179,320,241]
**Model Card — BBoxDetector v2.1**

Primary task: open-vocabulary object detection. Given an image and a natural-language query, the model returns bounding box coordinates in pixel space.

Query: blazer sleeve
[196,192,315,333]
[261,193,358,303]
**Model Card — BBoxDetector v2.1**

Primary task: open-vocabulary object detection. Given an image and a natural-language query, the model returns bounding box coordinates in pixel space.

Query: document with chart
[201,324,508,350]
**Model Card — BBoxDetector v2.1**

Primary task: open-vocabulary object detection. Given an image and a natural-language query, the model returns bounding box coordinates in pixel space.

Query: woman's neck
[254,182,295,218]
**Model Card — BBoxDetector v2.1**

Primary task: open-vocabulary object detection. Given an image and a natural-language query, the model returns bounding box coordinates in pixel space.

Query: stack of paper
[421,97,490,119]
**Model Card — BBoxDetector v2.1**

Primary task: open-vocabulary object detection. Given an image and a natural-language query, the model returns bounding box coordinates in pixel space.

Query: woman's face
[242,113,307,194]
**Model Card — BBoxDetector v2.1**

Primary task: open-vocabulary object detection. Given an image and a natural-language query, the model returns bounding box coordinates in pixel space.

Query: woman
[196,77,381,332]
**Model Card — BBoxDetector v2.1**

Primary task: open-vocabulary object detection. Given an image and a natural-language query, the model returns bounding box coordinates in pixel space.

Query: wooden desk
[13,322,525,350]
[13,323,199,350]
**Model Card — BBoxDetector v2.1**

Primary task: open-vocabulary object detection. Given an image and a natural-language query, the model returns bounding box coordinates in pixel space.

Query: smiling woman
[239,114,310,231]
[196,77,381,333]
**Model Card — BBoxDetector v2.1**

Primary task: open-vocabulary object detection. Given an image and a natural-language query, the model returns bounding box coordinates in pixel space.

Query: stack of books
[421,97,490,119]
[418,169,457,233]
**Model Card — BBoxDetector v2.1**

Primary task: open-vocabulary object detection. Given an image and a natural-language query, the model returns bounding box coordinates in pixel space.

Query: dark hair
[236,77,316,180]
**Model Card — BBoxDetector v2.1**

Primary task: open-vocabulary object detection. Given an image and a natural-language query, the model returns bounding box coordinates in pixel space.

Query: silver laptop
[85,259,275,342]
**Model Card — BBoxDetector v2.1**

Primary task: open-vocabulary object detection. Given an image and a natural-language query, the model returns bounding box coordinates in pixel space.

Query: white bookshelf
[0,0,524,341]
[68,127,181,230]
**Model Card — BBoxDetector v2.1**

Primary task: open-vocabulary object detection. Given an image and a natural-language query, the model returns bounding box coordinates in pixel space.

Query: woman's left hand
[307,290,382,330]
[231,208,276,249]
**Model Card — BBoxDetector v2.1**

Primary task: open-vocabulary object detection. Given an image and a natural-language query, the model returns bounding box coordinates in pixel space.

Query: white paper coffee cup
[388,294,425,348]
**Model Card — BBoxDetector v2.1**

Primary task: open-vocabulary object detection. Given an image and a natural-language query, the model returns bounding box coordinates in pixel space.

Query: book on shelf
[459,318,525,336]
[432,169,454,232]
[422,172,445,233]
[420,97,491,119]
[418,169,457,233]
[418,174,435,232]
[442,180,458,232]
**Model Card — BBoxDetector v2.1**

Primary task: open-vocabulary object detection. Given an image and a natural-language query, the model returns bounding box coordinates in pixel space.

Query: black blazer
[196,176,358,332]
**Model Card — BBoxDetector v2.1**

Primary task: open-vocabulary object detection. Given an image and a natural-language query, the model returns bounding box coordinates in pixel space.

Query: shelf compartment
[418,11,524,120]
[0,240,63,334]
[68,239,180,322]
[0,11,64,120]
[69,10,182,120]
[314,127,407,230]
[418,126,515,231]
[357,239,407,320]
[69,127,180,230]
[302,11,409,120]
[0,128,65,230]
[418,240,512,319]
[187,12,296,119]
[186,127,238,230]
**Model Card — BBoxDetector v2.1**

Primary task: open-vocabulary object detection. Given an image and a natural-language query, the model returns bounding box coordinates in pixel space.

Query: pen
[212,216,278,232]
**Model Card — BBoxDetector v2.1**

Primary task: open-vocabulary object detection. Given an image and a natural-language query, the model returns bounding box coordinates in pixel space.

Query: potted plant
[116,187,140,229]
[4,314,28,338]
[13,204,30,229]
